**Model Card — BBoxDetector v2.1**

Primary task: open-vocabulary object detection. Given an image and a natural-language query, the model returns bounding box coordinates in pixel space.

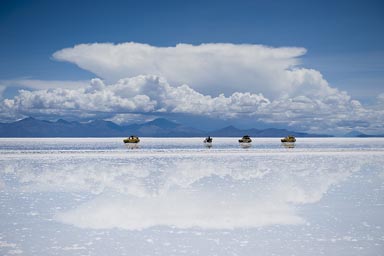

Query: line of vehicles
[123,135,296,148]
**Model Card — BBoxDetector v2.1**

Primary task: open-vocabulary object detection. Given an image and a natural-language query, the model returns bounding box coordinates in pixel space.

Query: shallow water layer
[0,138,383,255]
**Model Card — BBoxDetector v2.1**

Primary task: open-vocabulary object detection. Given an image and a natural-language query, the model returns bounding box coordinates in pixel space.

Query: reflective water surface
[0,138,383,255]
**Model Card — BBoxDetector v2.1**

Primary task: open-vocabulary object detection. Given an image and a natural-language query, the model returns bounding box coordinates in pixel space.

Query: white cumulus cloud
[53,42,310,98]
[0,75,269,120]
[1,73,383,134]
[1,42,383,134]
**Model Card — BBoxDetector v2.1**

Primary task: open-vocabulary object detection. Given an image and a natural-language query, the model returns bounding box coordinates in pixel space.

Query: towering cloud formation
[53,43,312,98]
[0,42,383,134]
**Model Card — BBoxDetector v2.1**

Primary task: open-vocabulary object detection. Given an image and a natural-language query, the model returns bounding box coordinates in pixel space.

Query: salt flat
[0,138,383,255]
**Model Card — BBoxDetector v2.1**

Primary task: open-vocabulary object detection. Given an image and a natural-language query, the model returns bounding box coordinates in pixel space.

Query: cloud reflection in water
[1,150,371,230]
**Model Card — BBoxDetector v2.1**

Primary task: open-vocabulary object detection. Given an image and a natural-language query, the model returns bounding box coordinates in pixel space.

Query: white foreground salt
[0,138,383,255]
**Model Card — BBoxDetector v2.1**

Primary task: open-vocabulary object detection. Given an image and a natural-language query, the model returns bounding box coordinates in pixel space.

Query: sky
[0,0,383,135]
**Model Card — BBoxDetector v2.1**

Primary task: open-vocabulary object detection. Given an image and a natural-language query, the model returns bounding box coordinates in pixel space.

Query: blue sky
[0,0,383,134]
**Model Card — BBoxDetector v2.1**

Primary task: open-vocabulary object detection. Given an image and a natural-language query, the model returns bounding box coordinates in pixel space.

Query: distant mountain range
[0,117,343,138]
[343,130,384,138]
